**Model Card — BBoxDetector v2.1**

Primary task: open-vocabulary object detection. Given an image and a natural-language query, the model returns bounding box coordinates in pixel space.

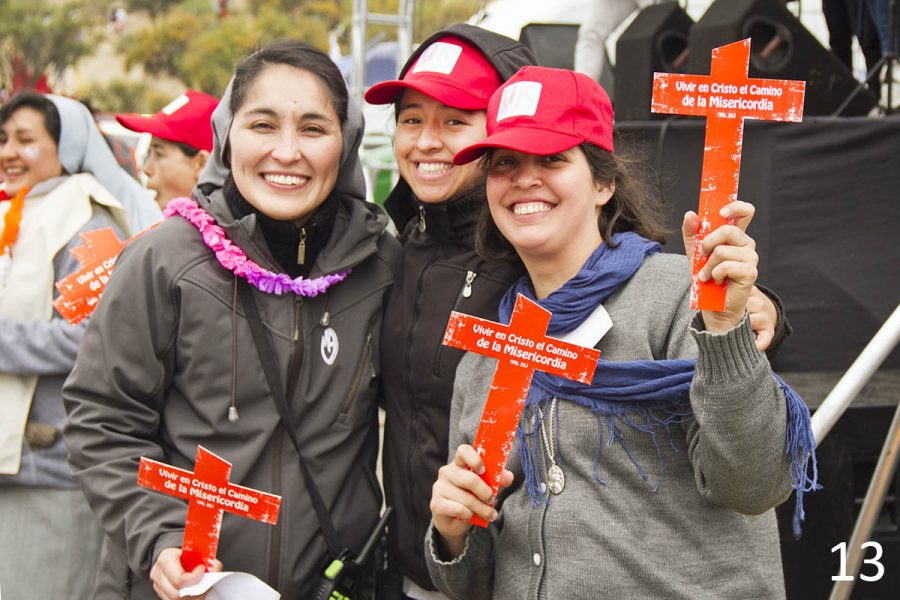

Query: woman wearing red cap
[366,24,789,600]
[365,25,536,599]
[117,90,218,209]
[425,67,816,599]
[366,24,534,599]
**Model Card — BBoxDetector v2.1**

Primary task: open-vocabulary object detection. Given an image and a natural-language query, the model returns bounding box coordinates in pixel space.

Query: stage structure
[350,0,414,103]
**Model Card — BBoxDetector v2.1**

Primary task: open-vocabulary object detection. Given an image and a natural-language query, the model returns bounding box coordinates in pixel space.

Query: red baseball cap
[116,90,218,152]
[364,36,501,110]
[453,66,614,165]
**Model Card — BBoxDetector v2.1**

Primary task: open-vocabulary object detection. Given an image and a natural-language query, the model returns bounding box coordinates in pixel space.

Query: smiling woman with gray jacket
[62,40,398,600]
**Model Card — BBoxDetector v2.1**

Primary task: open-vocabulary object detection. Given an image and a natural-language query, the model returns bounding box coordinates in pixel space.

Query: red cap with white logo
[116,90,218,152]
[364,36,501,110]
[453,66,614,165]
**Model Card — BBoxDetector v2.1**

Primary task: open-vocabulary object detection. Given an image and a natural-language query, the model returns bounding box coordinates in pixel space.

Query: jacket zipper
[120,568,132,599]
[286,298,304,400]
[417,205,426,232]
[404,247,439,525]
[432,270,477,376]
[338,330,374,419]
[461,270,477,298]
[269,299,302,586]
[297,227,307,264]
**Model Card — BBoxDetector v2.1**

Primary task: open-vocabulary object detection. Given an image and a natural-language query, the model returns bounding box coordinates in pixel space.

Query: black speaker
[519,23,580,70]
[615,1,695,121]
[689,0,877,116]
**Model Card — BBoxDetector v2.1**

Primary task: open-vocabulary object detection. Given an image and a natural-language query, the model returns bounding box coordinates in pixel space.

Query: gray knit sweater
[425,253,792,600]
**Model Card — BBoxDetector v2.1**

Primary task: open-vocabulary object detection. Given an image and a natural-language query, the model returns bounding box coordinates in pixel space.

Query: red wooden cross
[137,445,281,572]
[443,294,601,527]
[651,38,805,310]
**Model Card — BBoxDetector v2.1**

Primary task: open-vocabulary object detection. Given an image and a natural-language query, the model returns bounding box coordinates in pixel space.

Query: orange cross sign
[651,38,805,310]
[442,294,601,527]
[138,446,281,572]
[54,228,126,324]
[55,224,158,324]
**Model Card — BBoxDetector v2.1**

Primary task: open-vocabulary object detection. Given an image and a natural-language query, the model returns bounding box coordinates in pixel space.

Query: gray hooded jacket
[63,75,399,599]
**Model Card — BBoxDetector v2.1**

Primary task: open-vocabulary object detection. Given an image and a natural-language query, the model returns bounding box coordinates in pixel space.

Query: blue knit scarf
[500,232,819,536]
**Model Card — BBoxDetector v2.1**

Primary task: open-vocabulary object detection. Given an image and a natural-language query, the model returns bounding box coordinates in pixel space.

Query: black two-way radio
[312,507,393,600]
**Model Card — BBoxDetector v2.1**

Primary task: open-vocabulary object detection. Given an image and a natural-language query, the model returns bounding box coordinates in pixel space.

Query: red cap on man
[116,90,218,152]
[453,66,614,165]
[364,36,501,110]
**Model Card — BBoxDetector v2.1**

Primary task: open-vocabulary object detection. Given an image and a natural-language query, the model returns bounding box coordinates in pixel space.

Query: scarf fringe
[519,385,820,538]
[778,375,821,537]
[519,398,694,506]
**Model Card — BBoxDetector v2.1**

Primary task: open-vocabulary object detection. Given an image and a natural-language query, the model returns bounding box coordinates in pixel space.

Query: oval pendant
[547,464,565,495]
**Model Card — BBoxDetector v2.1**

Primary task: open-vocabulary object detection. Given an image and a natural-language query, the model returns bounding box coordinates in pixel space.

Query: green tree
[120,9,207,78]
[115,0,484,103]
[0,0,97,91]
[78,77,173,113]
[178,16,266,95]
[122,0,183,19]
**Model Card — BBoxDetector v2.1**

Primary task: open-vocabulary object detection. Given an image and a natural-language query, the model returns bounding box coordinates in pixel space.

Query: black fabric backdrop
[616,114,900,393]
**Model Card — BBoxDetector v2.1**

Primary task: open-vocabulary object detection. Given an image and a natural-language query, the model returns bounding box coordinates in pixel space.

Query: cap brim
[453,128,585,165]
[116,113,179,143]
[364,79,488,110]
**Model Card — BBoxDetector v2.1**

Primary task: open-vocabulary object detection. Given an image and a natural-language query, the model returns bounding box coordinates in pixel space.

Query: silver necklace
[537,396,565,494]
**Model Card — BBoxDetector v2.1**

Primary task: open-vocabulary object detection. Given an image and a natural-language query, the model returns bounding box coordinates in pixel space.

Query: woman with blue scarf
[425,66,816,600]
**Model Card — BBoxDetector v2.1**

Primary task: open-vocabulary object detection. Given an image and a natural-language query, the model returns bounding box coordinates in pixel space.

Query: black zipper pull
[297,227,307,265]
[418,205,426,233]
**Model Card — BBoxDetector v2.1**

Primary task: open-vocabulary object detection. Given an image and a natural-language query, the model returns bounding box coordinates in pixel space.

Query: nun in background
[0,91,159,599]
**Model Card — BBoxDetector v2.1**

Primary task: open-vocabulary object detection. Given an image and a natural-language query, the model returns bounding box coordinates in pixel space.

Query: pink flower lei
[164,197,350,297]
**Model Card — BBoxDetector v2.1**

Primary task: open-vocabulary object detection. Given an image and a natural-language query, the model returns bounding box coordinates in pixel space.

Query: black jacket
[380,24,535,591]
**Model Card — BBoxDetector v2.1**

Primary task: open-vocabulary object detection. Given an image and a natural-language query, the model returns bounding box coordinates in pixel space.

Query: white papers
[557,303,612,349]
[179,572,280,600]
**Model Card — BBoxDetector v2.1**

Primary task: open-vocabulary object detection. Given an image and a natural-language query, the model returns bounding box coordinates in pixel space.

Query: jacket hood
[399,23,535,83]
[384,24,535,230]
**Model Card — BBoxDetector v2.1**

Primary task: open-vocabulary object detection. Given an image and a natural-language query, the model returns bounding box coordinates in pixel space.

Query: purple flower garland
[164,197,350,297]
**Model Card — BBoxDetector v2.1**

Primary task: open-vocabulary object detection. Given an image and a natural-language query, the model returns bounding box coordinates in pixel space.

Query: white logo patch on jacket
[321,327,339,365]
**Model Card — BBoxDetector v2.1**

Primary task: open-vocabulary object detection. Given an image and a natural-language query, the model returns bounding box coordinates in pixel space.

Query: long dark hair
[475,142,670,263]
[230,39,348,127]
